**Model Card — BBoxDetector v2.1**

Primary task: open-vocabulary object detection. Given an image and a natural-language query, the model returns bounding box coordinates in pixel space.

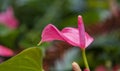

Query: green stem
[82,48,90,70]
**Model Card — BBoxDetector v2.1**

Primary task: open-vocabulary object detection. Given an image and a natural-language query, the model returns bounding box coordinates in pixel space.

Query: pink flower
[94,65,107,71]
[0,45,14,57]
[40,15,93,49]
[113,65,120,71]
[0,7,18,29]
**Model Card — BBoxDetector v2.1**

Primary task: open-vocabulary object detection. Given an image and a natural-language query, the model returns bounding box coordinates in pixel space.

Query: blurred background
[0,0,120,71]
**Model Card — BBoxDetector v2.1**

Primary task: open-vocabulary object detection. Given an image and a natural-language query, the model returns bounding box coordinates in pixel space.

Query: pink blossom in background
[113,65,120,71]
[40,15,94,49]
[0,7,19,29]
[0,45,14,57]
[94,65,107,71]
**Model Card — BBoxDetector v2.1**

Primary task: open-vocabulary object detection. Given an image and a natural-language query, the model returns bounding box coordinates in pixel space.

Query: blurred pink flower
[0,7,18,29]
[94,65,107,71]
[0,45,14,57]
[113,65,120,71]
[41,15,93,49]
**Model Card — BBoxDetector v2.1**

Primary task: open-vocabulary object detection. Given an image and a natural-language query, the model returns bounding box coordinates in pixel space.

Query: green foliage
[19,31,40,48]
[0,25,12,36]
[0,26,19,49]
[87,0,109,9]
[0,47,43,71]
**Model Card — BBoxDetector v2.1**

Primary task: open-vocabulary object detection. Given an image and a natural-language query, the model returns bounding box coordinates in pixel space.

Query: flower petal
[41,15,94,48]
[85,32,94,48]
[41,24,80,47]
[0,45,14,57]
[41,24,80,46]
[61,27,94,48]
[61,27,80,46]
[41,24,94,48]
[41,24,65,42]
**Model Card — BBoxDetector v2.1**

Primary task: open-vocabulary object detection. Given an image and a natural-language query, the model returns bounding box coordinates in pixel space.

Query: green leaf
[0,47,43,71]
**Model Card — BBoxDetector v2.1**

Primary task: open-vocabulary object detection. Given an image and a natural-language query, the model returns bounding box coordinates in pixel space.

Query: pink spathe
[0,7,18,29]
[0,45,14,57]
[41,15,94,49]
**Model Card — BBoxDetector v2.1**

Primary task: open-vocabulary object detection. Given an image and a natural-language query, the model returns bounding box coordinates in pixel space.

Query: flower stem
[81,48,90,70]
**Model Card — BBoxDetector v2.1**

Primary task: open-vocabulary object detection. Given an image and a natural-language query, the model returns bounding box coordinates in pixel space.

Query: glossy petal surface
[41,24,64,42]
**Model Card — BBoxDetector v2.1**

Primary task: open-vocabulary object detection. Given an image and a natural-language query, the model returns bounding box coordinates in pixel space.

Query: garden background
[0,0,120,71]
